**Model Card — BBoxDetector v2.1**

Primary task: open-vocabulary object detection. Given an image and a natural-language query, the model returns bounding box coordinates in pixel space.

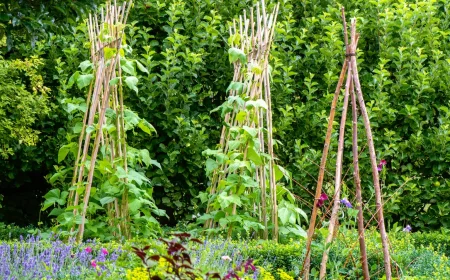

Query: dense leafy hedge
[0,0,449,231]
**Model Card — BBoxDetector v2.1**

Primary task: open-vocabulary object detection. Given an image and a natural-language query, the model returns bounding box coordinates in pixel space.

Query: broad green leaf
[246,99,268,110]
[150,159,162,169]
[99,196,115,206]
[206,158,219,175]
[109,77,120,86]
[279,207,291,225]
[77,74,94,90]
[137,119,155,135]
[139,149,151,167]
[242,126,258,137]
[218,192,242,209]
[67,71,80,88]
[125,76,139,93]
[121,59,136,76]
[104,47,117,60]
[86,125,95,134]
[226,82,244,94]
[58,143,74,163]
[129,199,142,213]
[79,60,93,72]
[247,147,262,165]
[228,47,247,64]
[135,60,149,74]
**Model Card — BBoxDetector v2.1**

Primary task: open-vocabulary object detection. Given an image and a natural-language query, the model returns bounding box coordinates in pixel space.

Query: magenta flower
[91,259,97,268]
[243,259,256,272]
[101,248,108,255]
[377,159,387,171]
[340,198,352,208]
[316,193,328,207]
[85,247,92,254]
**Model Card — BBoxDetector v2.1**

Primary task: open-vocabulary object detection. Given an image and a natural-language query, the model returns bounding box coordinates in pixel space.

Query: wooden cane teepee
[301,8,392,280]
[204,0,281,241]
[67,1,133,242]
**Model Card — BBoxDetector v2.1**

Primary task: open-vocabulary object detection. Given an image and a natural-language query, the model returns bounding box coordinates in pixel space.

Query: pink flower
[101,248,108,255]
[91,259,97,268]
[85,247,92,253]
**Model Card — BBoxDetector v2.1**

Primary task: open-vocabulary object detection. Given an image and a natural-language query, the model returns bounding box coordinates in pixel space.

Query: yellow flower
[277,269,294,280]
[126,267,149,280]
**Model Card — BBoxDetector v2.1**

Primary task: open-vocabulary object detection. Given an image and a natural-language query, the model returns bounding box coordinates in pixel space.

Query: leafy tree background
[0,0,449,231]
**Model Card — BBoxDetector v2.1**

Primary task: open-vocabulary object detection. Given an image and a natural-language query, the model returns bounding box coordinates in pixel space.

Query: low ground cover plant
[0,229,448,279]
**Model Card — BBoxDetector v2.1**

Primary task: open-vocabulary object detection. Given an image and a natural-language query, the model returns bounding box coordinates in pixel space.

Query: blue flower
[340,198,352,208]
[403,225,412,232]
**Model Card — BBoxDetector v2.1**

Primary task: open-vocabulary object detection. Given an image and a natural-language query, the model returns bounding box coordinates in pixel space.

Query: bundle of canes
[204,0,280,241]
[300,8,392,280]
[67,1,133,242]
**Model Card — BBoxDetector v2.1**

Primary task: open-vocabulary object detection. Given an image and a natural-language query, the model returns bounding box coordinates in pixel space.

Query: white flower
[221,255,232,261]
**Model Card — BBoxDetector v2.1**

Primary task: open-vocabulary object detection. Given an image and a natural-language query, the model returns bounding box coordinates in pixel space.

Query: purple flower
[316,193,328,207]
[403,225,412,232]
[340,198,352,208]
[85,247,92,254]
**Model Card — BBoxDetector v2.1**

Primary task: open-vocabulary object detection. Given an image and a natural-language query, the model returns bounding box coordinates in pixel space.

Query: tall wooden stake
[302,8,391,280]
[349,18,392,279]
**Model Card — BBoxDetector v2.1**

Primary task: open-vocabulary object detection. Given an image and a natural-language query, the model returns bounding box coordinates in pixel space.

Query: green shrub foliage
[0,0,449,231]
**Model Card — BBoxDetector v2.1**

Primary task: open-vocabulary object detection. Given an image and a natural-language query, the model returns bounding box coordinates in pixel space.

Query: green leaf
[228,47,247,64]
[79,60,93,72]
[137,119,155,135]
[121,59,136,76]
[278,207,291,225]
[99,197,115,206]
[218,192,242,209]
[86,125,95,134]
[135,60,149,74]
[58,143,75,163]
[67,71,80,88]
[77,74,94,90]
[125,76,139,93]
[150,159,162,169]
[242,126,258,137]
[226,82,244,94]
[104,47,117,60]
[109,77,120,86]
[247,147,262,165]
[139,149,151,166]
[246,99,268,110]
[129,199,142,212]
[206,159,219,175]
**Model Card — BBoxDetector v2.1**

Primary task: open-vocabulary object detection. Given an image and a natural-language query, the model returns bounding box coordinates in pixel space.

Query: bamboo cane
[349,18,392,279]
[319,55,352,279]
[351,72,370,280]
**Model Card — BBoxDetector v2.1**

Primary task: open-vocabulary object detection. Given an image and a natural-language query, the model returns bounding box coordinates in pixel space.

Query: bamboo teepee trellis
[67,1,133,242]
[301,9,392,280]
[204,0,280,241]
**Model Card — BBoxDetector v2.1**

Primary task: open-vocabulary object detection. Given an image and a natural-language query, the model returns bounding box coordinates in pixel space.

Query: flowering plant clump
[131,232,221,279]
[0,234,126,279]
